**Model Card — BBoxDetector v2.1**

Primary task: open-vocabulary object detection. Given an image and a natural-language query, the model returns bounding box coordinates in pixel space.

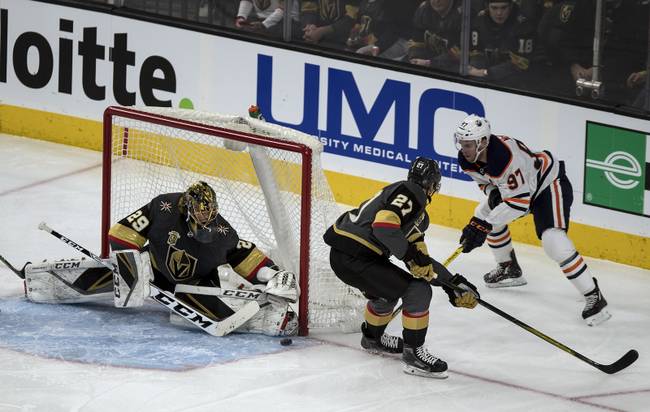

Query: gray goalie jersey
[323,180,429,259]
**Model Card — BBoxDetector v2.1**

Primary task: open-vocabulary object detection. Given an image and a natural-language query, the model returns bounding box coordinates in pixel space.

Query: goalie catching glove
[402,241,436,282]
[441,274,479,309]
[256,266,300,303]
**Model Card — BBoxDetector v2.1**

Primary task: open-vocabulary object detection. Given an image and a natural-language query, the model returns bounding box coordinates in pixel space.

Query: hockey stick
[439,278,639,374]
[441,245,464,267]
[37,222,259,337]
[390,245,464,320]
[175,284,268,302]
[0,254,27,279]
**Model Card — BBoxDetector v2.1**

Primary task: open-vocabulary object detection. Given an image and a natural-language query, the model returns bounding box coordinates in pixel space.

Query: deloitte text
[0,9,176,106]
[255,54,485,180]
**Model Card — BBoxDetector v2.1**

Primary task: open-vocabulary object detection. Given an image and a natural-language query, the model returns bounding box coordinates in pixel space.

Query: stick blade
[211,301,260,337]
[598,349,639,374]
[0,255,26,279]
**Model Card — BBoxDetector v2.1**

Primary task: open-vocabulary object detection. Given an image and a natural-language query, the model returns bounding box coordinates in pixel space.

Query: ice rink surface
[0,134,648,412]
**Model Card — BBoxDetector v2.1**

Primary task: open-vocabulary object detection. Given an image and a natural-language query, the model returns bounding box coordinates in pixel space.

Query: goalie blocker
[23,250,299,336]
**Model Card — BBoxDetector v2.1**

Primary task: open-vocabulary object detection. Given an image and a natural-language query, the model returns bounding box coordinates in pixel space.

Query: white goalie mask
[454,114,491,163]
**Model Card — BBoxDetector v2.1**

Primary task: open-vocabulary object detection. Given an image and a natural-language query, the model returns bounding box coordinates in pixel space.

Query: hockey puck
[280,338,293,346]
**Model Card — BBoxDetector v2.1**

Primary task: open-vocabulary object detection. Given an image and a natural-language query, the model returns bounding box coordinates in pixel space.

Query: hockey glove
[442,274,479,309]
[488,188,502,209]
[263,270,300,303]
[403,242,435,282]
[459,216,492,253]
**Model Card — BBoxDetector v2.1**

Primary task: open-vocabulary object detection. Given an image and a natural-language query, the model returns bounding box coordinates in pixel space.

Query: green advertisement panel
[584,122,649,217]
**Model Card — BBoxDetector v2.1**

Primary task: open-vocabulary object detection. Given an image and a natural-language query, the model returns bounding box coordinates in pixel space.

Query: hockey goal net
[101,106,364,335]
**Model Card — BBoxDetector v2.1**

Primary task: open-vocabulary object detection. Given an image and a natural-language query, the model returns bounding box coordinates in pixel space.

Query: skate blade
[361,347,402,356]
[485,278,527,289]
[585,309,612,326]
[402,364,448,379]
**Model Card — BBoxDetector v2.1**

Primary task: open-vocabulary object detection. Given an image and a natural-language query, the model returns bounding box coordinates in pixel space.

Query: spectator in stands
[471,0,484,17]
[408,0,463,73]
[345,0,419,60]
[470,0,544,25]
[538,0,648,105]
[534,1,581,96]
[235,0,300,37]
[600,0,649,105]
[628,70,649,110]
[467,0,538,89]
[300,0,360,49]
[514,0,547,26]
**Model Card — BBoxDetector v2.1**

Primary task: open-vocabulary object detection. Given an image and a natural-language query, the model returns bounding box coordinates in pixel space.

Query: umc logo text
[255,54,485,180]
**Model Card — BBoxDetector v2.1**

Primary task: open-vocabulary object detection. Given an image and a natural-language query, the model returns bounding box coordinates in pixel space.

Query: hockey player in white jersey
[454,114,611,326]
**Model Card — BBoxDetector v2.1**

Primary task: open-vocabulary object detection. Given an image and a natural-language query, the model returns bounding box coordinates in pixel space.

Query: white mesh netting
[104,106,365,333]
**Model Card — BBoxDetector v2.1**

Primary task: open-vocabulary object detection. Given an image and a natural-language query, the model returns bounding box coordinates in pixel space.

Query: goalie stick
[437,273,639,375]
[36,222,259,337]
[0,254,27,279]
[1,255,272,303]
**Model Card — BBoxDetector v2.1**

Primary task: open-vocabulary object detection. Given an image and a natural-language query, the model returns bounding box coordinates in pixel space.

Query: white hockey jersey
[458,135,560,226]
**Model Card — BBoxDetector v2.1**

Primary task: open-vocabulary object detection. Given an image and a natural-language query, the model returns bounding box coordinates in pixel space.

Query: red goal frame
[101,106,314,336]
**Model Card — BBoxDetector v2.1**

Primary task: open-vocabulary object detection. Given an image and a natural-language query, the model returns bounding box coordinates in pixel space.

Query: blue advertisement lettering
[418,88,484,180]
[256,54,484,181]
[257,54,320,134]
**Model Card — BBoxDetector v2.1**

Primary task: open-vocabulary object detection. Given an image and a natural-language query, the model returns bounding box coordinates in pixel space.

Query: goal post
[101,106,364,335]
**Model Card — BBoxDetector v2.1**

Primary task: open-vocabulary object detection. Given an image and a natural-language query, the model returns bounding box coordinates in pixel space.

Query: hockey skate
[360,322,403,355]
[483,251,527,288]
[402,344,448,379]
[582,278,611,326]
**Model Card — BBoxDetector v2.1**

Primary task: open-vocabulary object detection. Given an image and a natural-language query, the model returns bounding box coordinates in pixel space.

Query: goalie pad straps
[111,250,152,308]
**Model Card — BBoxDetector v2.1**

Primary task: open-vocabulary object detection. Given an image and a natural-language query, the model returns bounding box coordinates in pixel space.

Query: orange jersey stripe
[553,180,563,227]
[535,152,550,174]
[563,257,584,274]
[488,232,511,244]
[505,197,530,204]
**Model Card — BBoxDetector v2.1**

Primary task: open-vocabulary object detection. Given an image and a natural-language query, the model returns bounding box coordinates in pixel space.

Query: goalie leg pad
[239,302,298,337]
[168,284,296,336]
[224,294,298,336]
[24,258,112,303]
[111,250,153,308]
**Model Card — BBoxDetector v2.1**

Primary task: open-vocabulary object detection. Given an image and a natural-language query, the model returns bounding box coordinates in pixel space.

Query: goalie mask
[183,181,219,243]
[408,157,441,199]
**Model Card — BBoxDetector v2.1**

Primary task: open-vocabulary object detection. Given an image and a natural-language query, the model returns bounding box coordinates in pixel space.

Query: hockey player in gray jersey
[24,181,300,337]
[324,157,479,378]
[454,114,610,326]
